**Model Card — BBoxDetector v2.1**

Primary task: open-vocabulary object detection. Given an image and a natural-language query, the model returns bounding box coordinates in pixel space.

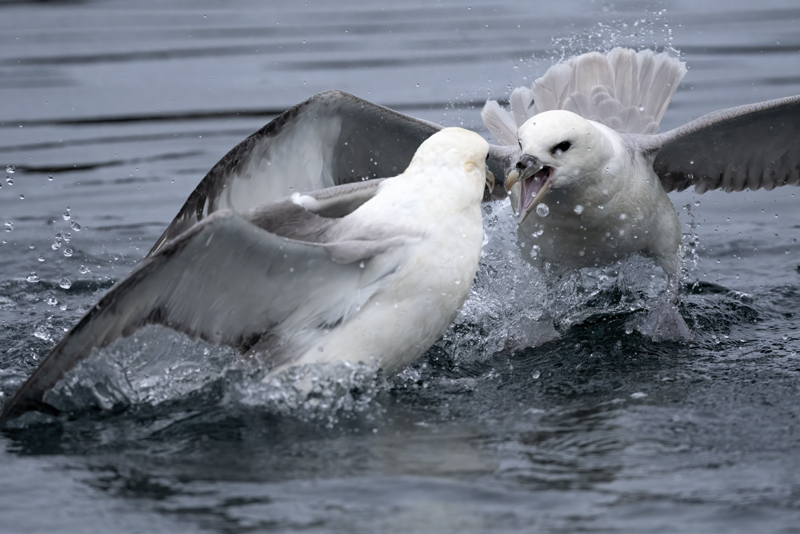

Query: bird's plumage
[483,48,800,274]
[151,90,514,255]
[481,48,688,145]
[484,47,800,340]
[1,128,490,422]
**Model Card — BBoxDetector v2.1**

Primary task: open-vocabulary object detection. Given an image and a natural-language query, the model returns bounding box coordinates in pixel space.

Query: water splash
[40,326,386,425]
[437,199,551,364]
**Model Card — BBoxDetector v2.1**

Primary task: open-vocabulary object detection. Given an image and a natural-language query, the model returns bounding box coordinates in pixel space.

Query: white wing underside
[151,90,514,255]
[149,90,443,255]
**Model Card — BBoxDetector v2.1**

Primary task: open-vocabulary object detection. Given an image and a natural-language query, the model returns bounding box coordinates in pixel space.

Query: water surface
[1,1,800,532]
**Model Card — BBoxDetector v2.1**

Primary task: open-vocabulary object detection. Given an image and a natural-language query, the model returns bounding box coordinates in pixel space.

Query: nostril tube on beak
[516,154,539,171]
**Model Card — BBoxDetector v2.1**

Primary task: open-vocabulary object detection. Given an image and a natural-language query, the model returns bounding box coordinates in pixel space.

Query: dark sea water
[1,1,800,532]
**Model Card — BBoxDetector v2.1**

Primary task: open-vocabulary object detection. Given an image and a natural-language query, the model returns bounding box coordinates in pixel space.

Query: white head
[407,127,494,198]
[507,110,613,223]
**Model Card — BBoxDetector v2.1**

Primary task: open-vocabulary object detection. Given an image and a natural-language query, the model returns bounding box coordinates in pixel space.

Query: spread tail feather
[480,100,519,146]
[482,48,687,144]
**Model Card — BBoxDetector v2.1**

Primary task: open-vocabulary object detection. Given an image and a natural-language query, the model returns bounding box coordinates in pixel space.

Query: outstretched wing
[482,48,687,144]
[150,90,441,255]
[2,208,407,421]
[646,95,800,193]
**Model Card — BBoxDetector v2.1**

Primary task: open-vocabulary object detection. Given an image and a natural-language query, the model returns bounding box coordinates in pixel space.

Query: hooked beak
[506,154,554,224]
[485,169,495,195]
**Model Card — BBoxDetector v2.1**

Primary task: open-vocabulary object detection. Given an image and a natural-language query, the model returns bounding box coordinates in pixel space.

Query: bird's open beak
[507,154,553,224]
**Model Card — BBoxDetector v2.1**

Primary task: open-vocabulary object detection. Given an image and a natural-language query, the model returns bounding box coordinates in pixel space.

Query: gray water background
[1,1,800,532]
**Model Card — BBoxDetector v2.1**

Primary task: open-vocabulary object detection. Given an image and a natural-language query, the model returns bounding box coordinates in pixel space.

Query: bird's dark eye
[551,141,571,154]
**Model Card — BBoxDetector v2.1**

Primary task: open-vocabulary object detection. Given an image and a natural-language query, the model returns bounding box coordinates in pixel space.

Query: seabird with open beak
[483,48,800,339]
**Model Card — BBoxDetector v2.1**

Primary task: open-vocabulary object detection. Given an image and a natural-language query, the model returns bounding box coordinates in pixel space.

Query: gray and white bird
[1,128,493,421]
[482,48,800,338]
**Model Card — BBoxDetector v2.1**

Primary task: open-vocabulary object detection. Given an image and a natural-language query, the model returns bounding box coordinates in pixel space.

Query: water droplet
[630,392,648,399]
[3,222,12,232]
[689,160,694,165]
[573,204,584,214]
[70,221,81,231]
[19,194,24,200]
[359,261,365,268]
[33,325,51,341]
[48,175,53,181]
[694,200,700,206]
[454,279,461,285]
[536,203,549,217]
[5,165,15,174]
[79,265,91,274]
[783,334,789,341]
[38,256,44,262]
[26,272,39,283]
[63,210,71,221]
[619,213,627,220]
[5,177,12,185]
[59,278,72,289]
[46,296,58,306]
[531,370,541,379]
[638,106,644,112]
[63,248,73,257]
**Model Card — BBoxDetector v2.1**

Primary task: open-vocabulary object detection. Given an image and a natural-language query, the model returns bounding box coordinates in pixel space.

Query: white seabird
[482,48,800,339]
[1,128,493,421]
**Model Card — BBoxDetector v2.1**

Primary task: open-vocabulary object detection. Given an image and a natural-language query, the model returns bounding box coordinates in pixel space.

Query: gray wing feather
[647,95,800,193]
[246,180,387,243]
[150,90,441,255]
[482,48,687,144]
[1,210,404,420]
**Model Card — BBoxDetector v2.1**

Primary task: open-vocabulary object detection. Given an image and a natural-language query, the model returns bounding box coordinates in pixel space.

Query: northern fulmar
[1,128,493,421]
[482,48,800,339]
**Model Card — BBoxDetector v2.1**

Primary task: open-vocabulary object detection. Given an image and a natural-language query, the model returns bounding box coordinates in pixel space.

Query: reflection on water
[1,0,800,532]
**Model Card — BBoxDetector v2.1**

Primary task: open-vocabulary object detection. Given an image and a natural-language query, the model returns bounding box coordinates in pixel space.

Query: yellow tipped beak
[505,169,520,192]
[485,169,495,193]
